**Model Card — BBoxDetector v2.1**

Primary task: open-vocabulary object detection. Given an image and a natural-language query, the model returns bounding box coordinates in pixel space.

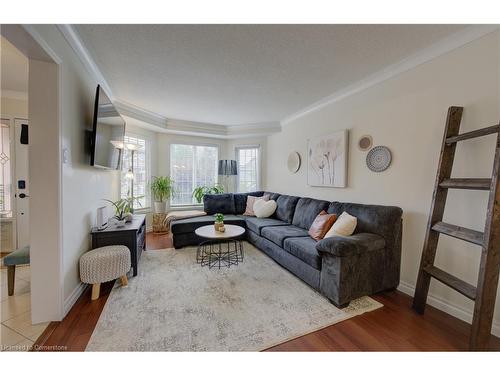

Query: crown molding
[57,24,114,98]
[122,112,280,139]
[56,24,281,139]
[1,89,28,100]
[281,25,500,125]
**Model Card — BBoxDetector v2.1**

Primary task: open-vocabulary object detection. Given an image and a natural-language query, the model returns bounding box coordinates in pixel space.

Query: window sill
[134,207,152,214]
[169,204,204,211]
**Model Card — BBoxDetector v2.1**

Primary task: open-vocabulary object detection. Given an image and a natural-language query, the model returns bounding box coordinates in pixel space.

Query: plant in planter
[192,184,225,204]
[214,213,224,231]
[104,197,142,226]
[151,176,174,213]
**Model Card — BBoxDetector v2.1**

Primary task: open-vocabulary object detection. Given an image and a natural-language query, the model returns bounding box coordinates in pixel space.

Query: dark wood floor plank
[33,233,500,351]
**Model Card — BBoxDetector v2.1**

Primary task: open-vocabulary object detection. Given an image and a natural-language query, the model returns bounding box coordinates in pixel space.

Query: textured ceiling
[75,24,467,126]
[1,36,28,93]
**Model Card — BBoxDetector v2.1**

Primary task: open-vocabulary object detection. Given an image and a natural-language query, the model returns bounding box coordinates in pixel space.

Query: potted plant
[104,197,141,227]
[151,176,174,213]
[214,213,224,231]
[192,184,225,204]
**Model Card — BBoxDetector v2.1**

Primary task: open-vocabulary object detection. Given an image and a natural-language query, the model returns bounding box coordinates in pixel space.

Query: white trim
[54,25,281,139]
[63,281,86,316]
[18,24,66,322]
[53,25,499,136]
[281,25,500,125]
[21,24,62,64]
[122,112,280,139]
[397,280,500,338]
[56,24,113,98]
[1,90,28,100]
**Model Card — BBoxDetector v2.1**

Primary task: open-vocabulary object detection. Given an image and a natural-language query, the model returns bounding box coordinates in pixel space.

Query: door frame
[13,118,29,249]
[0,115,18,250]
[1,25,64,323]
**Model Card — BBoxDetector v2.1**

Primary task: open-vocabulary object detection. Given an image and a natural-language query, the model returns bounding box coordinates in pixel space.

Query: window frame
[235,145,261,193]
[120,133,151,211]
[0,117,14,218]
[169,142,220,207]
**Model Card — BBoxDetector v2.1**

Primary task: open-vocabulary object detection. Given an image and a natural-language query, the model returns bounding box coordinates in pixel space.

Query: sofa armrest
[316,233,386,257]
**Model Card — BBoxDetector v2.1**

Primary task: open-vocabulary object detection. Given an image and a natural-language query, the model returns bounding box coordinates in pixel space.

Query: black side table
[90,214,146,276]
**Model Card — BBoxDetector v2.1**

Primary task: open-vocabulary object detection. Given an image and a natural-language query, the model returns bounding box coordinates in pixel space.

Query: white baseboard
[63,281,86,317]
[397,281,500,338]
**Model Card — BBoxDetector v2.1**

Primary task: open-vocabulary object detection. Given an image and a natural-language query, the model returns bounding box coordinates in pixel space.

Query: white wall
[1,97,28,118]
[266,31,500,332]
[27,25,120,317]
[29,59,62,322]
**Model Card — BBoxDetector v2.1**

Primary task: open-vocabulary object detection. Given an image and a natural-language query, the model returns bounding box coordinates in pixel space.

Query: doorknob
[19,193,29,198]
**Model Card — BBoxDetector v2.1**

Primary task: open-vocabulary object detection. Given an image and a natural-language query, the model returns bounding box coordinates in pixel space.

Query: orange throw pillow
[308,210,337,241]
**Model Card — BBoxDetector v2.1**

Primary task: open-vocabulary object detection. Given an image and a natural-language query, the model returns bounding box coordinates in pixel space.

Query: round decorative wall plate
[358,135,373,151]
[366,146,392,172]
[287,151,301,173]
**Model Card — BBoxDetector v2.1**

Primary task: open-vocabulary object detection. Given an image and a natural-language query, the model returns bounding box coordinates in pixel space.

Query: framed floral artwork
[307,130,348,188]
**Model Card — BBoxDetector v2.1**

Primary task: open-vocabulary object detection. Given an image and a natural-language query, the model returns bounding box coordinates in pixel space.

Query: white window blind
[170,144,218,205]
[236,146,259,193]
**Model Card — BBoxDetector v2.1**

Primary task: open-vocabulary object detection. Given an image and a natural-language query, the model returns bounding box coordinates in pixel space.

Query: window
[121,135,150,209]
[236,146,259,193]
[0,119,12,217]
[170,144,218,206]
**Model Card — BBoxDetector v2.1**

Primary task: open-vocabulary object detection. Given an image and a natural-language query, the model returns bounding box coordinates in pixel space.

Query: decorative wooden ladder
[412,106,500,350]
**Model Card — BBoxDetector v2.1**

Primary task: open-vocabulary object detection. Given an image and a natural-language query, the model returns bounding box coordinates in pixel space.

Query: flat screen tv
[90,85,125,169]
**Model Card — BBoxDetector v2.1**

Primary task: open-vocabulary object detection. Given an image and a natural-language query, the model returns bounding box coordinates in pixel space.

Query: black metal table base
[197,240,244,269]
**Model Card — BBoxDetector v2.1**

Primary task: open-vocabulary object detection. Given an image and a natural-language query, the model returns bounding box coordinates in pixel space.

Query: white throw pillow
[324,211,357,238]
[254,199,277,218]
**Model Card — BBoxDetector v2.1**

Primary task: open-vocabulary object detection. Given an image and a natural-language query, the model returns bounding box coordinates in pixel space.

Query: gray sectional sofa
[171,191,403,307]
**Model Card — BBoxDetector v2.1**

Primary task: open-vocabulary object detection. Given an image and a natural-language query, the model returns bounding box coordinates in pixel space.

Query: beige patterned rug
[86,243,382,351]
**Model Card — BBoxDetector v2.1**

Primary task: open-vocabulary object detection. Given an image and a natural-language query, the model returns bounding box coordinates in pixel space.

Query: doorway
[0,35,49,351]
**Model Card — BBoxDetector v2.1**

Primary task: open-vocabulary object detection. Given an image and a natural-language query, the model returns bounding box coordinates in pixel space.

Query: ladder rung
[445,124,499,144]
[432,221,484,246]
[439,178,491,190]
[423,265,477,300]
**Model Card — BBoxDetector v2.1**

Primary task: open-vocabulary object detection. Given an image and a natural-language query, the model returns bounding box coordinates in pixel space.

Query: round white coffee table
[195,224,245,269]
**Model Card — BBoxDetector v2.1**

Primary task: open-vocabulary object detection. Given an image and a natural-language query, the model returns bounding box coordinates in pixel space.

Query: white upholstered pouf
[79,245,131,300]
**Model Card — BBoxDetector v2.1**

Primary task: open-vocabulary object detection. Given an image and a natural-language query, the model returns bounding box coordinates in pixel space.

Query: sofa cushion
[283,237,322,270]
[171,214,245,234]
[243,194,269,216]
[264,191,281,201]
[308,211,337,240]
[234,191,265,214]
[327,202,402,248]
[324,211,357,238]
[273,195,300,223]
[204,193,236,215]
[254,199,277,218]
[316,232,386,257]
[261,225,309,247]
[242,216,289,235]
[292,197,330,230]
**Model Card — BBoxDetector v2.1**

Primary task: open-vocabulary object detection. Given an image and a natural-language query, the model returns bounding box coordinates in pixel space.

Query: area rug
[86,243,382,351]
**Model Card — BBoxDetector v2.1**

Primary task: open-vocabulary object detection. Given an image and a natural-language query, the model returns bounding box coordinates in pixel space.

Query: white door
[14,119,29,248]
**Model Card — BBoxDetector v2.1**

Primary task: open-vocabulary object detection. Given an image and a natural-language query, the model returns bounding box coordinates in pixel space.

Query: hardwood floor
[146,231,173,249]
[33,232,500,351]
